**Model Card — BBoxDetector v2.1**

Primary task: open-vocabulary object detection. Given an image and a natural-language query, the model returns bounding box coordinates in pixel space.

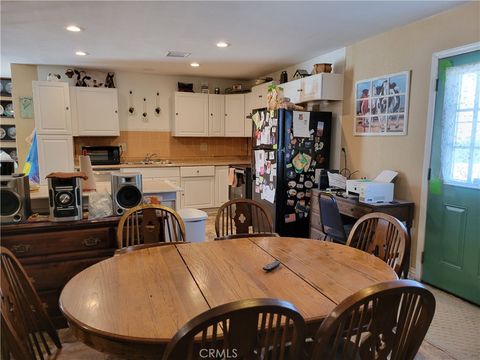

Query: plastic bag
[88,192,113,219]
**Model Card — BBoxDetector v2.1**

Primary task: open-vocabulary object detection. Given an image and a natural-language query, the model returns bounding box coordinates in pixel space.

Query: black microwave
[81,146,121,165]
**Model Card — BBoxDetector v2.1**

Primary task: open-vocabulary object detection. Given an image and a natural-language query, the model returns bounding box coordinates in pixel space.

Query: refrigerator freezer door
[276,110,332,237]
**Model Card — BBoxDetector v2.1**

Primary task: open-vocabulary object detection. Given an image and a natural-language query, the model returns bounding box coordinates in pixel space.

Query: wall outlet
[200,143,208,152]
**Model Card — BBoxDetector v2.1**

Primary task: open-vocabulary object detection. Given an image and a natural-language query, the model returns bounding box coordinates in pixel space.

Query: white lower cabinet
[215,166,229,207]
[37,134,74,184]
[180,166,215,209]
[180,176,215,209]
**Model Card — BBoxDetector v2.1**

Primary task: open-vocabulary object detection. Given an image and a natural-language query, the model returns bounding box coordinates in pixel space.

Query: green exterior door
[423,50,480,305]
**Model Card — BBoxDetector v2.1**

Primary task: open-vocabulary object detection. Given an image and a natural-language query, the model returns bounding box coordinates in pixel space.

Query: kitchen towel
[79,155,96,191]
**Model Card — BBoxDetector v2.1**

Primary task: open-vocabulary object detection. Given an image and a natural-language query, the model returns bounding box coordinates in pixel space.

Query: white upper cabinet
[208,94,225,137]
[250,81,274,110]
[36,134,74,184]
[244,92,254,137]
[71,87,119,136]
[282,73,344,103]
[174,92,209,137]
[224,94,245,137]
[33,81,72,135]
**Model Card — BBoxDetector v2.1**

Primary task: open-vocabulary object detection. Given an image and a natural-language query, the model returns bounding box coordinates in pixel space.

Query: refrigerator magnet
[288,180,296,188]
[299,174,304,182]
[317,122,325,136]
[286,169,296,179]
[296,192,305,200]
[288,189,297,197]
[304,180,313,189]
[287,199,295,207]
[285,213,296,223]
[296,184,304,189]
[269,151,275,160]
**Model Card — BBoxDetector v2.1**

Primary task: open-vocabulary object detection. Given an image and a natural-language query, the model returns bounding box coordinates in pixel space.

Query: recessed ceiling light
[75,51,88,56]
[190,62,200,67]
[216,41,230,48]
[66,25,82,32]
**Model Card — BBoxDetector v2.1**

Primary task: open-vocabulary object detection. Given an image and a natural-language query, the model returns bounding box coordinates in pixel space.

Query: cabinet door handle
[115,110,118,114]
[176,112,179,116]
[297,89,303,92]
[66,106,70,110]
[258,95,263,98]
[11,244,31,254]
[83,237,100,247]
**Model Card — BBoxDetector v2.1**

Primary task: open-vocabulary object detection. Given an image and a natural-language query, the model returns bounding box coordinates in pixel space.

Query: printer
[346,170,398,204]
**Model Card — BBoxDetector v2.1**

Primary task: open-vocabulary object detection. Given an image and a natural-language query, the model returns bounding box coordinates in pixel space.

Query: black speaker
[0,173,31,224]
[48,176,83,221]
[111,173,143,215]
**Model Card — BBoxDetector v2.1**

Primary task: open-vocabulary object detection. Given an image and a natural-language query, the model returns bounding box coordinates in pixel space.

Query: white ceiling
[1,1,467,79]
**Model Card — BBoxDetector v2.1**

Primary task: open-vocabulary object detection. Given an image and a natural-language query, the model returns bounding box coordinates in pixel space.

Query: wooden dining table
[59,237,397,358]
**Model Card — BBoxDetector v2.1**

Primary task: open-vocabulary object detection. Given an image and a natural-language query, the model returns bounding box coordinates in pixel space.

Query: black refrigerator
[251,109,332,238]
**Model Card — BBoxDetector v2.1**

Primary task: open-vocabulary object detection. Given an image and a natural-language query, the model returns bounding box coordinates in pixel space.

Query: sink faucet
[143,153,157,163]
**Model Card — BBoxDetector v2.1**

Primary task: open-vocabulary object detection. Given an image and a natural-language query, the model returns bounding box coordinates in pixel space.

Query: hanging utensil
[154,91,161,116]
[128,90,135,114]
[142,98,148,122]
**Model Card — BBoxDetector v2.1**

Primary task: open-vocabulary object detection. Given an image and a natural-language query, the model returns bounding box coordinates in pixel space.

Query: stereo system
[48,176,83,221]
[0,173,31,224]
[111,173,143,215]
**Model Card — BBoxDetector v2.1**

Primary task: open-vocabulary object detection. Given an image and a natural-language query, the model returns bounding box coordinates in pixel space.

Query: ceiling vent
[165,51,191,58]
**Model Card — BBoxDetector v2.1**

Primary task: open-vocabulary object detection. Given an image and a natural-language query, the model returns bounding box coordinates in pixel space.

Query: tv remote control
[263,260,281,272]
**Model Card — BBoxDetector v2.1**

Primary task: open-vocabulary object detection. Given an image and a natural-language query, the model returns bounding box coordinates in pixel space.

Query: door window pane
[441,61,480,187]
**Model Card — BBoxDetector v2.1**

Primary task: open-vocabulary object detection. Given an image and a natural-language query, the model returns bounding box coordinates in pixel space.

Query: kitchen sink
[124,160,175,166]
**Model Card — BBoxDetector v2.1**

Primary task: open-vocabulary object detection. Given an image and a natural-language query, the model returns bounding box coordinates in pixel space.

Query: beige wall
[10,64,37,167]
[341,2,480,269]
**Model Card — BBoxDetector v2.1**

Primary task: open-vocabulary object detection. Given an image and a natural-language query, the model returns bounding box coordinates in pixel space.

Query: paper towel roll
[79,155,96,191]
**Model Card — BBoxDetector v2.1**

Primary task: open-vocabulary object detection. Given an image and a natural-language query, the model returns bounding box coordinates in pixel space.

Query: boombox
[111,173,143,215]
[0,173,31,224]
[48,175,83,221]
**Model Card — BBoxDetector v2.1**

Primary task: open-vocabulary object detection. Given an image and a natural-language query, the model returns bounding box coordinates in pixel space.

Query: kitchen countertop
[76,157,251,170]
[30,179,181,200]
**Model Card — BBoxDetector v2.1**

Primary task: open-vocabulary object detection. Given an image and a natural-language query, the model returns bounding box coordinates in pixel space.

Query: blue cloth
[23,131,39,183]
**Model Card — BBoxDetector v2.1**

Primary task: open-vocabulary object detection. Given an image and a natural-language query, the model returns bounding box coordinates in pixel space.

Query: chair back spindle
[163,298,306,360]
[310,280,435,360]
[117,204,186,249]
[215,199,274,239]
[0,247,61,360]
[346,213,410,276]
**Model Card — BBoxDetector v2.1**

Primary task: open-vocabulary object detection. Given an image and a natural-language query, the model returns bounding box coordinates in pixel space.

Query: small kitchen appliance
[81,146,121,165]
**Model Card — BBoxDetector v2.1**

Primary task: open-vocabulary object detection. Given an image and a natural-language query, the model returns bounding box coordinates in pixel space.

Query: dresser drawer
[181,166,215,177]
[2,227,114,258]
[24,255,109,291]
[336,199,371,219]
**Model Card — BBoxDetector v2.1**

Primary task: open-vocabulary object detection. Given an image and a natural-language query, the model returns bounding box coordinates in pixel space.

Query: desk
[309,189,414,240]
[59,237,397,358]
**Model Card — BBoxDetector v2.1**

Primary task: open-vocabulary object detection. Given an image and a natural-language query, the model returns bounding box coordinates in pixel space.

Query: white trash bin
[178,208,208,242]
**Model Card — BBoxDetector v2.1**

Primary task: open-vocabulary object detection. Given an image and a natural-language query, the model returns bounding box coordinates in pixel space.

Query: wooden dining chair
[116,204,186,249]
[310,280,435,360]
[346,212,410,277]
[115,241,188,255]
[0,246,102,360]
[215,199,276,239]
[318,192,348,244]
[162,298,306,360]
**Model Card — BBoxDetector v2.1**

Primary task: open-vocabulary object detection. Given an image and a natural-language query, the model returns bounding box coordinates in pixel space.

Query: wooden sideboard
[310,189,415,240]
[1,217,119,328]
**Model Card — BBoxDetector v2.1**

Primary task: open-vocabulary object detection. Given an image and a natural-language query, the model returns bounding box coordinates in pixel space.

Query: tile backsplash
[74,131,250,161]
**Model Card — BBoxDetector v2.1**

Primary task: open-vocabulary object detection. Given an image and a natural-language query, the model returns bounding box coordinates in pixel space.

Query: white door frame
[415,42,480,280]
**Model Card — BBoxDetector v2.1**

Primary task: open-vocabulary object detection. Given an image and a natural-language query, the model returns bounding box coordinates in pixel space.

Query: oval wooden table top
[59,237,397,358]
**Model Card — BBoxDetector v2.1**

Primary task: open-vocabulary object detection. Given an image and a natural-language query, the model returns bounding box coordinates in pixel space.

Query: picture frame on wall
[354,71,410,136]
